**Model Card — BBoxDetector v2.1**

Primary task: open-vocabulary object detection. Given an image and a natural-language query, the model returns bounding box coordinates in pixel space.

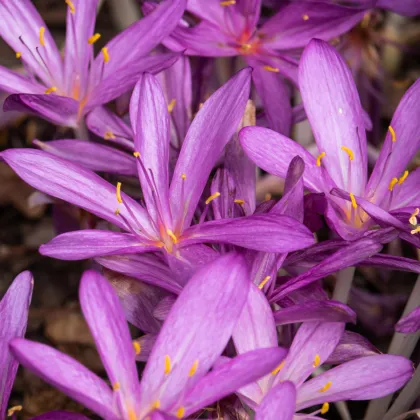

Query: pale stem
[332,266,356,303]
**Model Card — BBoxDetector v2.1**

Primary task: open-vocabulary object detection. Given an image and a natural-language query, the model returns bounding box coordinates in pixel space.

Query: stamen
[88,33,101,44]
[116,182,123,204]
[388,125,396,142]
[65,0,76,13]
[349,193,357,209]
[302,14,309,20]
[133,151,140,157]
[7,406,22,417]
[258,275,271,290]
[205,191,221,205]
[167,98,176,113]
[102,47,110,63]
[313,354,321,368]
[44,86,57,94]
[263,65,279,73]
[316,152,326,167]
[265,193,272,201]
[39,27,46,47]
[271,360,285,375]
[321,402,329,414]
[319,381,332,393]
[388,178,398,191]
[152,400,161,410]
[409,208,419,226]
[189,360,199,377]
[164,355,171,374]
[114,209,120,215]
[181,173,186,180]
[341,146,354,161]
[234,199,245,205]
[411,227,420,235]
[176,406,185,418]
[220,0,236,5]
[166,229,178,244]
[104,130,115,140]
[113,382,120,391]
[128,408,137,420]
[133,341,141,355]
[15,52,21,59]
[398,170,409,185]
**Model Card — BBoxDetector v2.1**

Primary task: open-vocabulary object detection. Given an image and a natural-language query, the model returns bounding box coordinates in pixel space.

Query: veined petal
[296,355,413,410]
[181,213,314,253]
[182,347,288,418]
[130,73,171,227]
[393,167,420,210]
[40,230,159,260]
[34,139,137,176]
[255,381,296,420]
[359,254,420,274]
[139,253,251,412]
[4,94,79,127]
[0,66,44,94]
[10,339,117,420]
[0,271,33,418]
[79,270,140,413]
[1,149,155,236]
[274,322,344,388]
[396,307,420,333]
[170,68,251,231]
[377,0,420,16]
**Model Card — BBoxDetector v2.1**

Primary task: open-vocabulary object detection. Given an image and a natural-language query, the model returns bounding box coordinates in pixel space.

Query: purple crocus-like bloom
[0,0,185,127]
[0,271,33,420]
[232,285,413,419]
[2,69,314,291]
[11,254,287,420]
[241,39,420,243]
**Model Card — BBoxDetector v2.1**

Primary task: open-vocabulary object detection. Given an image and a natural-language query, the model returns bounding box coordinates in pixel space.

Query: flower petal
[396,307,420,333]
[377,0,420,16]
[139,253,251,412]
[359,254,420,274]
[0,66,44,94]
[255,381,296,420]
[10,339,117,419]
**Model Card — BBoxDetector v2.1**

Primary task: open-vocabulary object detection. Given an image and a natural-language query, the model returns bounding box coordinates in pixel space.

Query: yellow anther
[302,14,309,20]
[319,381,332,393]
[7,406,22,417]
[189,360,199,377]
[388,177,398,191]
[168,98,176,113]
[263,65,280,73]
[240,43,252,53]
[44,86,57,94]
[15,52,21,59]
[39,26,46,46]
[271,360,285,375]
[349,193,357,209]
[181,173,186,180]
[88,33,101,44]
[133,151,140,158]
[265,193,272,201]
[316,152,326,167]
[104,130,115,140]
[409,208,419,226]
[116,182,123,204]
[166,229,178,244]
[313,354,321,368]
[128,408,137,420]
[234,199,245,205]
[321,402,330,415]
[398,170,409,185]
[113,382,120,391]
[220,0,236,5]
[152,400,161,410]
[114,209,120,215]
[341,146,354,161]
[133,341,141,355]
[389,125,396,142]
[411,226,420,235]
[164,355,171,374]
[198,103,204,109]
[258,275,271,290]
[176,406,185,418]
[205,192,221,205]
[102,47,110,63]
[65,0,75,14]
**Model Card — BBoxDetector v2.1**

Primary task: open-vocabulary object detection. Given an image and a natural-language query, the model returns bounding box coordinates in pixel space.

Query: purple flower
[0,271,33,419]
[0,0,186,127]
[240,39,420,244]
[396,306,420,333]
[2,69,314,291]
[10,254,287,419]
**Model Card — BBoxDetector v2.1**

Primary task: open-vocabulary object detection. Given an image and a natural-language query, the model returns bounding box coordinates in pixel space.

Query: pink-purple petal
[255,381,296,420]
[396,306,420,333]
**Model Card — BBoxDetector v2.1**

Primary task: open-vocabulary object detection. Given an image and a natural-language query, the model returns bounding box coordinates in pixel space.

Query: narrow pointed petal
[359,254,420,274]
[170,68,251,230]
[0,272,33,418]
[139,253,251,411]
[273,300,356,326]
[181,213,314,253]
[275,322,344,388]
[299,39,367,195]
[394,167,420,210]
[4,94,79,127]
[396,307,420,333]
[0,66,44,94]
[182,348,288,417]
[80,270,140,410]
[10,339,117,419]
[256,381,296,420]
[34,139,136,175]
[296,355,413,410]
[377,0,420,16]
[1,149,154,235]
